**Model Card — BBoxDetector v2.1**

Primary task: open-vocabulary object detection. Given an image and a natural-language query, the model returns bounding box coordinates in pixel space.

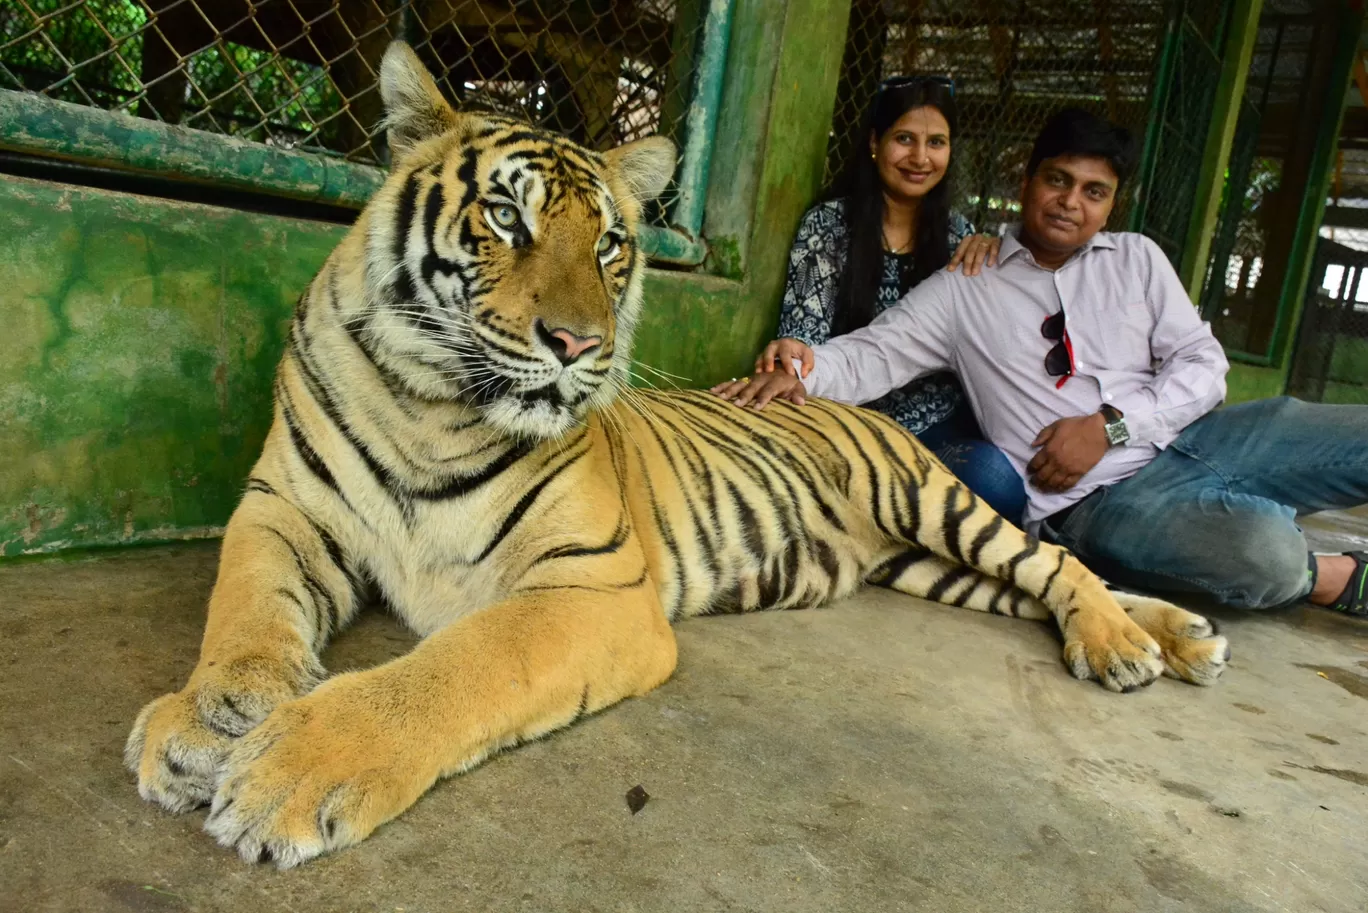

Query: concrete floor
[2,516,1367,913]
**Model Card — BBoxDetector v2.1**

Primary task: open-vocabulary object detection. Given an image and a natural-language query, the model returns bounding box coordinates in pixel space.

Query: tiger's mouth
[458,353,604,440]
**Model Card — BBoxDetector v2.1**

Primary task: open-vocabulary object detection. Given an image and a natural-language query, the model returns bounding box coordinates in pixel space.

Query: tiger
[125,41,1230,869]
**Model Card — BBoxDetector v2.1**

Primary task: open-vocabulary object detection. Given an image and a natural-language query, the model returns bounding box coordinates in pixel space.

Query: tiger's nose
[535,319,602,365]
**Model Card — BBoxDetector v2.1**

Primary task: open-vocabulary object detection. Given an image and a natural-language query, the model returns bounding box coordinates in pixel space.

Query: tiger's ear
[603,136,676,203]
[379,41,458,157]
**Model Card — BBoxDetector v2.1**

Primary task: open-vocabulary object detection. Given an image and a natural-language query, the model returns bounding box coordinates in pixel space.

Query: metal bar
[0,89,384,207]
[1265,0,1363,368]
[669,0,734,238]
[1127,4,1181,232]
[638,224,708,266]
[0,89,706,265]
[1225,349,1274,366]
[1178,0,1263,302]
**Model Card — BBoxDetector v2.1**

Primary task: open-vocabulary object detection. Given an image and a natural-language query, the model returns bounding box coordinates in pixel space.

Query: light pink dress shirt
[800,229,1230,532]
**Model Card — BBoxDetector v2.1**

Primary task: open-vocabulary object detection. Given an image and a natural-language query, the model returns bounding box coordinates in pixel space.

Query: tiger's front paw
[1061,609,1164,693]
[1113,592,1230,686]
[205,679,427,869]
[126,654,317,813]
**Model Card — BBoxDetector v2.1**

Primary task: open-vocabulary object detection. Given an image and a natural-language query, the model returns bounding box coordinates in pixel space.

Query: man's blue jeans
[1040,397,1368,609]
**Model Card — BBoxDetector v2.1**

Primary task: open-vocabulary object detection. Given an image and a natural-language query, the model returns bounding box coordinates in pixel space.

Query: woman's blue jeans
[1040,397,1368,609]
[919,407,1028,527]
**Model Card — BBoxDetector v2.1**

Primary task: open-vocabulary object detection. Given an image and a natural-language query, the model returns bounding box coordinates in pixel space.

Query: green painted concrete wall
[0,176,343,556]
[0,0,850,558]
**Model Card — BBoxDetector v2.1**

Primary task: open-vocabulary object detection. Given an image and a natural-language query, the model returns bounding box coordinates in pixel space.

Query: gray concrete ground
[2,512,1366,913]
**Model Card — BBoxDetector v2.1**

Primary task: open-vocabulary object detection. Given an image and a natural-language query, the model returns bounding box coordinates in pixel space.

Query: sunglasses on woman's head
[1041,310,1074,389]
[878,74,956,98]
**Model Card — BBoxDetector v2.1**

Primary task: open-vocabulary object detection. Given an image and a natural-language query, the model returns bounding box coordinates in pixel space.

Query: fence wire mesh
[0,0,703,203]
[1131,1,1232,266]
[826,0,1176,237]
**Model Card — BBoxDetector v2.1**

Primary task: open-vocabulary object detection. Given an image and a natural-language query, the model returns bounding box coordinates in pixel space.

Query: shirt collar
[999,225,1118,266]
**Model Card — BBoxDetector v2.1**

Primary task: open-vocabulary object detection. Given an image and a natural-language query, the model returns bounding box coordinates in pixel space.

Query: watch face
[1106,422,1129,445]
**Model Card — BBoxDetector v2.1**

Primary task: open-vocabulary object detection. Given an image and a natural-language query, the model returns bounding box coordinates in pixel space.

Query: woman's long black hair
[826,78,958,336]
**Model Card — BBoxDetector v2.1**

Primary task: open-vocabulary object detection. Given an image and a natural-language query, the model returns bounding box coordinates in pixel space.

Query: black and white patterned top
[777,198,977,433]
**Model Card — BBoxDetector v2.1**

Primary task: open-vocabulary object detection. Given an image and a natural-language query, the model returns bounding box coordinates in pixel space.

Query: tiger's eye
[489,204,519,228]
[597,233,615,253]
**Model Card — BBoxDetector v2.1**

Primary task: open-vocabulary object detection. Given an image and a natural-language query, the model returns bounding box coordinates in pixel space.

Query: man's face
[1019,155,1119,255]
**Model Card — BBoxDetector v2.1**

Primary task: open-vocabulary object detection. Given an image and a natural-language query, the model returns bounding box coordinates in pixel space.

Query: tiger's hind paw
[1112,592,1230,686]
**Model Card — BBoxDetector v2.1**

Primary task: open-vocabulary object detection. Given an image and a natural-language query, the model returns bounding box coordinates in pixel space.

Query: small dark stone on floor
[626,785,649,814]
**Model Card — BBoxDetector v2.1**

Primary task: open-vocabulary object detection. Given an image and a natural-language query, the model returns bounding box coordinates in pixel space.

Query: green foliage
[0,0,146,105]
[1,0,345,154]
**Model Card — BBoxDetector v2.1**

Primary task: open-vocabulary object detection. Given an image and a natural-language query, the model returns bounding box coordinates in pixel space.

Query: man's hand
[709,372,807,410]
[1028,412,1110,492]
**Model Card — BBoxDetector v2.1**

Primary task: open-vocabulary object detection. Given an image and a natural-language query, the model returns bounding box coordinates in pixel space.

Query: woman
[726,74,1026,524]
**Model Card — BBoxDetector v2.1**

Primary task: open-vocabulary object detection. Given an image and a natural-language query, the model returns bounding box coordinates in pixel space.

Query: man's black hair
[1026,107,1138,188]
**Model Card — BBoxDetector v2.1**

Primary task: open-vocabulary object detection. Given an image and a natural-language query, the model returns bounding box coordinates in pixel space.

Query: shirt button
[1103,393,1113,402]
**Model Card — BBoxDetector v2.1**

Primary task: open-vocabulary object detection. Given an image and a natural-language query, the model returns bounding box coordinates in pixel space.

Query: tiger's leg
[872,552,1230,686]
[203,583,677,868]
[875,478,1167,691]
[125,489,357,812]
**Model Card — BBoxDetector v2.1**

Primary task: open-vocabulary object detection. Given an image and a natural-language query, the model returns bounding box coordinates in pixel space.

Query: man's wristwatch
[1100,404,1129,447]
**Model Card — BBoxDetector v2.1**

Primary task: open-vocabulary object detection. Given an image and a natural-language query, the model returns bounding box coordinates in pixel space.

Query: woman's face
[870,105,951,203]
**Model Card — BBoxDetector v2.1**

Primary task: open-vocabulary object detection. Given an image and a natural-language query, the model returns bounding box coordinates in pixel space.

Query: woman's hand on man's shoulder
[946,233,1001,277]
[754,337,815,378]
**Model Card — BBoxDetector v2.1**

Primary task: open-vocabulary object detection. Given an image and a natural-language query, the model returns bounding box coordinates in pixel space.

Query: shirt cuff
[1116,406,1171,450]
[794,356,821,398]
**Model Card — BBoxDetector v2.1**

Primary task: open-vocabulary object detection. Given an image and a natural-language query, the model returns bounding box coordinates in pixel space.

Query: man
[713,107,1368,615]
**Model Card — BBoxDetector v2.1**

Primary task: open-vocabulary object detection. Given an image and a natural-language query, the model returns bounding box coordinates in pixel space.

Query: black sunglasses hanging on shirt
[1041,310,1075,389]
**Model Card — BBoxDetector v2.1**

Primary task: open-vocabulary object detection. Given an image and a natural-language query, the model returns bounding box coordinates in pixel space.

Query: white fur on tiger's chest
[360,499,513,638]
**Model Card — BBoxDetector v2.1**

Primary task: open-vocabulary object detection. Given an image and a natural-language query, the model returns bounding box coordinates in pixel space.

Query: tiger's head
[357,42,675,440]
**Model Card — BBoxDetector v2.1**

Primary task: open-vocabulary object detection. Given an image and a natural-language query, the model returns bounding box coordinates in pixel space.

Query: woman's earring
[870,152,876,160]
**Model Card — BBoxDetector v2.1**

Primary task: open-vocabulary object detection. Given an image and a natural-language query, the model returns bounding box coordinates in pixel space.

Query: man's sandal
[1328,551,1368,617]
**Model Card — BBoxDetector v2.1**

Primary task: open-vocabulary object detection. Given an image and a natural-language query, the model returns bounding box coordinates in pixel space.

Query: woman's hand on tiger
[753,337,815,377]
[946,233,1001,277]
[709,372,807,410]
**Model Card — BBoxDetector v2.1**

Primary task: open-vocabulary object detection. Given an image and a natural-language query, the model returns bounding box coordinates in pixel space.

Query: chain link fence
[1130,0,1232,265]
[0,0,703,208]
[826,0,1178,237]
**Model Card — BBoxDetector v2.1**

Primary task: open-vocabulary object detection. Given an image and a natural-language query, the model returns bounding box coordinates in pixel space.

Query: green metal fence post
[671,0,735,238]
[1127,6,1180,233]
[1178,0,1263,302]
[1267,0,1363,369]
